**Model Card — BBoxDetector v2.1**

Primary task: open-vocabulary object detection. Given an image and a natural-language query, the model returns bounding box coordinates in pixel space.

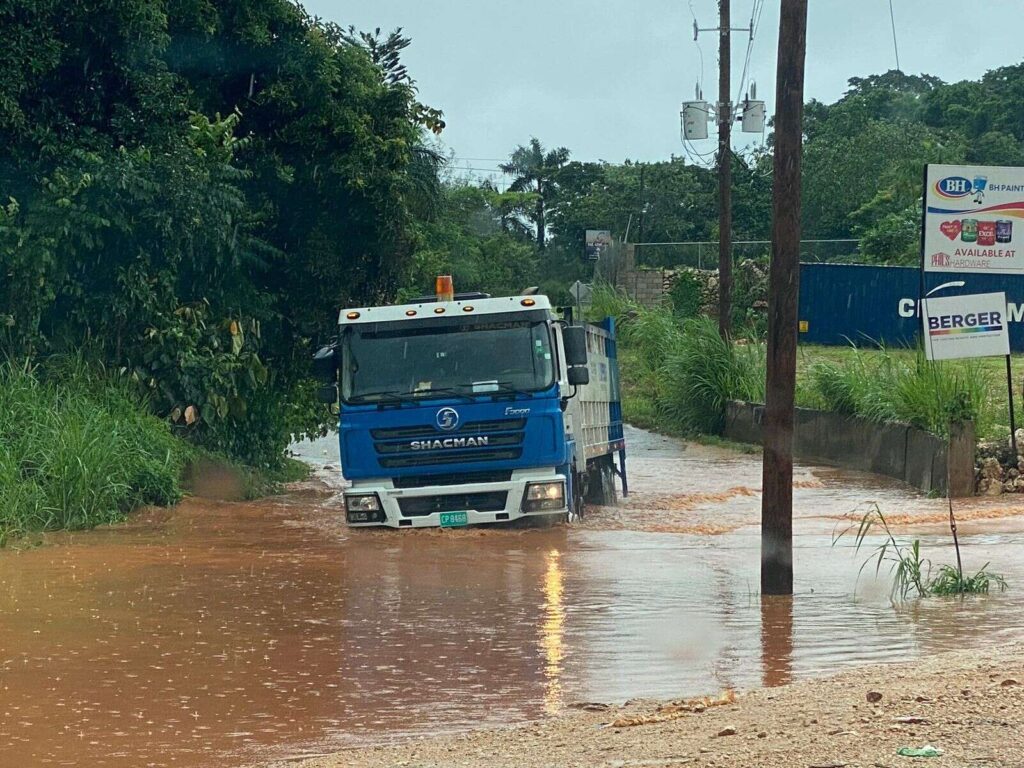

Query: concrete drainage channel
[723,400,976,497]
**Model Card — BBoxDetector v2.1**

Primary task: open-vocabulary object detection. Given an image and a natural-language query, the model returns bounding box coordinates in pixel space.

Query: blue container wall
[798,263,1024,351]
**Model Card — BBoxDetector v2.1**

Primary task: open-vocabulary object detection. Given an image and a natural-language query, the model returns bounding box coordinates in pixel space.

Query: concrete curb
[724,401,975,497]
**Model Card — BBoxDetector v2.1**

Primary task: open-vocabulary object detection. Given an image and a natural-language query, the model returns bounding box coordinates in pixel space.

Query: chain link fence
[633,239,862,270]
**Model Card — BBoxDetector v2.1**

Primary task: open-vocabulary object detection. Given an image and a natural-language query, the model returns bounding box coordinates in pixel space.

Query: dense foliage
[0,0,439,467]
[802,68,1024,264]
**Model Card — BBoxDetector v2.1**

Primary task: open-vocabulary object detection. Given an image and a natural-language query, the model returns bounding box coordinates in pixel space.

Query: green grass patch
[0,363,195,545]
[799,344,1019,440]
[803,345,993,438]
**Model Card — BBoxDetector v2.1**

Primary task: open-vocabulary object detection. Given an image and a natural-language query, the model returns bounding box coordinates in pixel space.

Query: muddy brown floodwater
[2,426,1024,767]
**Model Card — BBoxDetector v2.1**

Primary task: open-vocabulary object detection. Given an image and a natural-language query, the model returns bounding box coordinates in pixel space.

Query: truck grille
[392,471,513,489]
[398,492,508,517]
[373,419,526,469]
[371,419,525,440]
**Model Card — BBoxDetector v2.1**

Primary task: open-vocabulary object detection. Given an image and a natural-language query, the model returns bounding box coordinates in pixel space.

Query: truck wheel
[585,459,617,506]
[601,462,618,506]
[568,472,585,522]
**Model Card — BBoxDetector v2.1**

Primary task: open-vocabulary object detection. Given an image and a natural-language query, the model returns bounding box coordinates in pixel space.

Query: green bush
[0,364,191,545]
[621,307,685,375]
[658,317,765,434]
[730,261,769,339]
[588,282,639,325]
[669,272,702,319]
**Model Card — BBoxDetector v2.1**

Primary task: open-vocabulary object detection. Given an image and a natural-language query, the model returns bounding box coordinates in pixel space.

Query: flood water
[2,426,1024,766]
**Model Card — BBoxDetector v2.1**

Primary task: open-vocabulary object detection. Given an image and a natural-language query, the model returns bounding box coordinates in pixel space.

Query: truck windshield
[341,320,555,403]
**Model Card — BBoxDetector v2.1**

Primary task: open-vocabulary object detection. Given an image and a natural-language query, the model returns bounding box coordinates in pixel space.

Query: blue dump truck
[312,279,627,528]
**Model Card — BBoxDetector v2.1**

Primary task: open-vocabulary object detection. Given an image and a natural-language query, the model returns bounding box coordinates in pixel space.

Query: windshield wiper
[411,386,476,402]
[349,389,417,405]
[492,381,534,397]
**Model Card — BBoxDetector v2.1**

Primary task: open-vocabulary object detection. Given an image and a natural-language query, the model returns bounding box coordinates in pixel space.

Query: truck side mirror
[317,384,338,404]
[562,326,588,367]
[567,366,590,386]
[312,344,338,383]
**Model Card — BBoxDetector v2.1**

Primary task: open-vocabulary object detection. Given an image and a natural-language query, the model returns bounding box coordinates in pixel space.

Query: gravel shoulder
[284,644,1024,768]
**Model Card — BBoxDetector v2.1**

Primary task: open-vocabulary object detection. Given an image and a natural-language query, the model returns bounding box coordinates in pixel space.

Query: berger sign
[922,291,1010,361]
[924,163,1024,274]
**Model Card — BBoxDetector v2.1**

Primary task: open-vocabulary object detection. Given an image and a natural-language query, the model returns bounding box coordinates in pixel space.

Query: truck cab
[314,283,625,528]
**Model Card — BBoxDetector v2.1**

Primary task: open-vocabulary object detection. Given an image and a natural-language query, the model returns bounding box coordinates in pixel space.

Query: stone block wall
[615,243,669,307]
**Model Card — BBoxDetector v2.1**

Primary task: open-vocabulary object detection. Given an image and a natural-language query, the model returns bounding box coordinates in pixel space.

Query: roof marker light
[405,309,417,316]
[462,305,474,312]
[436,275,454,302]
[346,311,361,319]
[434,307,446,314]
[521,298,536,307]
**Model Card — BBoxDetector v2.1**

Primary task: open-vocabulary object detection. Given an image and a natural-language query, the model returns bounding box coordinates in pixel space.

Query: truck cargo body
[317,293,626,528]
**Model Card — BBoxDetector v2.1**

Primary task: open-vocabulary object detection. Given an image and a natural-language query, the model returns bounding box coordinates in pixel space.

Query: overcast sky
[311,1,1024,181]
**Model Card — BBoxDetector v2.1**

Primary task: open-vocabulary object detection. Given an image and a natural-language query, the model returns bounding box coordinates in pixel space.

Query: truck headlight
[344,495,385,528]
[522,482,565,512]
[345,494,381,512]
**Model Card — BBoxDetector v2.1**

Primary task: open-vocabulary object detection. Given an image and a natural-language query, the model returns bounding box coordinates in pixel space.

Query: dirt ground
[285,644,1024,768]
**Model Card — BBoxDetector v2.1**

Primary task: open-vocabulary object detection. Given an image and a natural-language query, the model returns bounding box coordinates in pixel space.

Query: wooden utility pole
[761,0,808,596]
[717,0,732,340]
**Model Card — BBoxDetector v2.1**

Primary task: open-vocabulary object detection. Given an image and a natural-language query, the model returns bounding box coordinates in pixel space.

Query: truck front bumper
[343,469,567,528]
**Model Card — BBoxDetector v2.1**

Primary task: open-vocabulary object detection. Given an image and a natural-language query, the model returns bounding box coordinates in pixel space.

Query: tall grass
[0,363,191,545]
[807,346,991,437]
[591,286,765,435]
[659,318,765,434]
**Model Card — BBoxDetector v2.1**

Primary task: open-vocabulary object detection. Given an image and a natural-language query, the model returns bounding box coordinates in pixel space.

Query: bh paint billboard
[924,163,1024,274]
[921,291,1010,361]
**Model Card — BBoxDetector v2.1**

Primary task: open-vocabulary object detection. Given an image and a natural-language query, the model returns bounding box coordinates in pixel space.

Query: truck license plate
[440,511,468,527]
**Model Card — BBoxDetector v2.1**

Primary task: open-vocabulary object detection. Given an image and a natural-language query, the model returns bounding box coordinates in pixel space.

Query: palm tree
[500,138,570,249]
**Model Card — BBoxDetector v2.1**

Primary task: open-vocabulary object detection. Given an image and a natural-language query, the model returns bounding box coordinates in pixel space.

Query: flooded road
[2,426,1023,767]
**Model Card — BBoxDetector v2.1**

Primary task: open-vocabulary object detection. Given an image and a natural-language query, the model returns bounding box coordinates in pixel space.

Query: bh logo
[934,176,972,199]
[436,407,460,432]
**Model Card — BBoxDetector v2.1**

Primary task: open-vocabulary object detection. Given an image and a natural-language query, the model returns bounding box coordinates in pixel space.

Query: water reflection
[760,595,793,687]
[539,549,565,714]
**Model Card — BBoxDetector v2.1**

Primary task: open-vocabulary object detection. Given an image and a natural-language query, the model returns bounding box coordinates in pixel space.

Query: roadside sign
[924,163,1024,274]
[922,291,1010,361]
[585,230,611,261]
[570,280,592,307]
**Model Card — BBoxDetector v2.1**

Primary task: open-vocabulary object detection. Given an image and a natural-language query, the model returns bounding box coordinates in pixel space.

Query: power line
[689,0,705,95]
[450,166,513,173]
[735,0,765,107]
[888,0,901,71]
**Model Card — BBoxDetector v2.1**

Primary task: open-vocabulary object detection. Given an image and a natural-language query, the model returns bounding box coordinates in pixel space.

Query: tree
[404,183,539,299]
[0,0,444,467]
[802,119,965,240]
[500,138,570,249]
